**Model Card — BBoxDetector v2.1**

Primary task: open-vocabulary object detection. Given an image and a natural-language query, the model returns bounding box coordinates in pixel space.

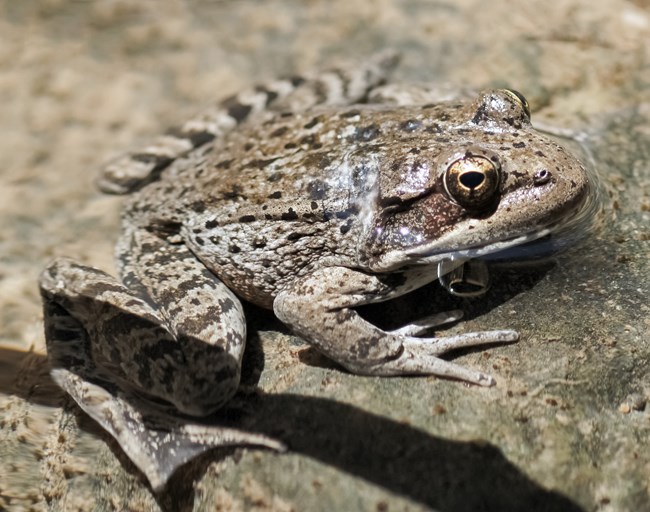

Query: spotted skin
[39,52,592,489]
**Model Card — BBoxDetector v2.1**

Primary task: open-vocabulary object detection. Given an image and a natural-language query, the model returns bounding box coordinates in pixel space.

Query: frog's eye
[502,89,531,120]
[444,155,500,210]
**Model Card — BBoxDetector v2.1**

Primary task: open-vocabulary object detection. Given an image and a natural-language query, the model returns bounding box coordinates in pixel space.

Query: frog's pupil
[460,171,485,189]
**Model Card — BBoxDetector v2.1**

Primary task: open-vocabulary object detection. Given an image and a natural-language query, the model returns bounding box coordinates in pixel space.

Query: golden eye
[444,155,500,210]
[502,89,531,120]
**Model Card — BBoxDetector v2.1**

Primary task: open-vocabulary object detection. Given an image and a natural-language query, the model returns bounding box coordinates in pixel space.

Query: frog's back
[191,102,465,208]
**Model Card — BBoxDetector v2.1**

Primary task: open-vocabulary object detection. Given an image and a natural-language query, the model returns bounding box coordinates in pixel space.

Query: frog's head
[359,89,594,272]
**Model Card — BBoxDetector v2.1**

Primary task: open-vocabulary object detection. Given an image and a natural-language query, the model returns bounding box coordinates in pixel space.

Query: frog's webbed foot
[275,267,518,386]
[51,365,283,491]
[40,252,282,490]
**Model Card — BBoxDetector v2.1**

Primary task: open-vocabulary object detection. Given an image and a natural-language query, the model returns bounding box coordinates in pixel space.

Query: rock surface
[1,1,649,511]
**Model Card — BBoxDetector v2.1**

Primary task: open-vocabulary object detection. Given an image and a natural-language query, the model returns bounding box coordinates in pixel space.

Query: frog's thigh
[274,267,515,385]
[42,245,246,418]
[115,228,248,415]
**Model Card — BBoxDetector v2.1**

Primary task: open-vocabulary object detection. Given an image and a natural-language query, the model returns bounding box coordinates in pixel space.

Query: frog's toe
[404,329,519,355]
[390,309,464,336]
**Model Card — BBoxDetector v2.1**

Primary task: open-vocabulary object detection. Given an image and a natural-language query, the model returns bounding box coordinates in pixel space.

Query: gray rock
[1,1,648,510]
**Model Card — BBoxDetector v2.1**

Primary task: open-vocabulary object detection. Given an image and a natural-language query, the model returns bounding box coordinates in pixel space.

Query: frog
[39,52,592,490]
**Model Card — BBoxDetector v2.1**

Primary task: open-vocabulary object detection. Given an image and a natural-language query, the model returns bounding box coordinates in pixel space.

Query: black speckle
[284,141,298,150]
[221,185,245,200]
[166,127,215,148]
[239,215,256,222]
[333,206,358,220]
[340,220,353,234]
[513,141,526,149]
[300,134,322,149]
[303,116,321,129]
[243,142,254,151]
[535,150,546,157]
[310,201,319,210]
[255,85,279,105]
[289,76,306,87]
[131,153,173,171]
[408,147,421,155]
[340,109,361,118]
[189,201,205,213]
[215,159,234,169]
[221,95,253,123]
[281,208,299,221]
[268,191,282,199]
[352,124,380,142]
[426,123,443,134]
[400,119,421,132]
[471,103,489,124]
[195,236,205,246]
[252,157,281,169]
[286,232,305,241]
[270,126,289,138]
[209,236,220,244]
[229,244,241,253]
[205,219,219,229]
[267,172,283,182]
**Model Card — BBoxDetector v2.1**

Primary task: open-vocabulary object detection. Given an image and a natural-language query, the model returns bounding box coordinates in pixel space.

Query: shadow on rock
[160,392,583,512]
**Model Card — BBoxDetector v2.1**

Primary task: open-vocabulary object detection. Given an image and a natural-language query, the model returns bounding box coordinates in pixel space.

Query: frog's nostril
[460,171,485,189]
[533,169,552,186]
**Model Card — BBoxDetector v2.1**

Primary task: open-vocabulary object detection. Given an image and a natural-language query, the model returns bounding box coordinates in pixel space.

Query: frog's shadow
[150,392,583,512]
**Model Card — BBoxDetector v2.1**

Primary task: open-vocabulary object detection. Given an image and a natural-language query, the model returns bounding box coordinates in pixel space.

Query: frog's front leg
[274,267,518,386]
[39,229,283,490]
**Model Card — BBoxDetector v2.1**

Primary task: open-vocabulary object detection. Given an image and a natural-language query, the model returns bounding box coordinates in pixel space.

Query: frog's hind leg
[40,252,283,491]
[98,51,399,195]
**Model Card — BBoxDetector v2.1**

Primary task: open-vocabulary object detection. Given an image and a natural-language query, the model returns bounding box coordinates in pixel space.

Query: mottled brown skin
[125,90,588,308]
[39,53,592,490]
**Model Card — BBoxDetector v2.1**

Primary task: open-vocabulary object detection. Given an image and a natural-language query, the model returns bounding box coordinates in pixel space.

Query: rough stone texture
[1,1,649,511]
